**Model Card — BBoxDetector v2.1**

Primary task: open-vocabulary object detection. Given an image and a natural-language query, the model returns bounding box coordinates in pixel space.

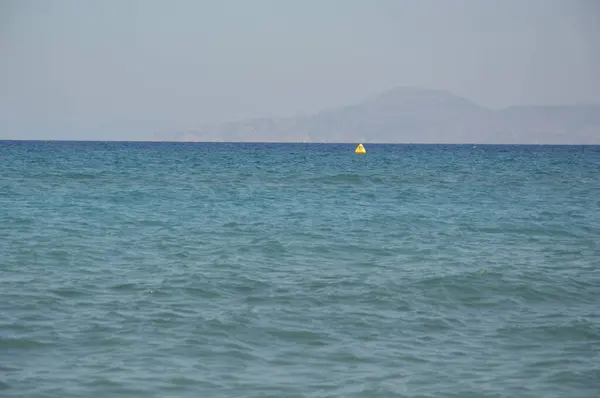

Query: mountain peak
[359,86,483,111]
[164,86,600,144]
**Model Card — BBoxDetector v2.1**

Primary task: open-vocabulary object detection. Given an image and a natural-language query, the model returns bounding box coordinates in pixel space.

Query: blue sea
[1,141,599,397]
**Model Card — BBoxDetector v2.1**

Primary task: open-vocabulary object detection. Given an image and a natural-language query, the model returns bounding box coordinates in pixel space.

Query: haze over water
[1,141,599,397]
[2,1,599,141]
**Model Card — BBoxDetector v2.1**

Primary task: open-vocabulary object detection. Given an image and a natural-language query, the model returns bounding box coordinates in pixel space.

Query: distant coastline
[151,87,600,145]
[1,140,598,147]
[2,87,599,145]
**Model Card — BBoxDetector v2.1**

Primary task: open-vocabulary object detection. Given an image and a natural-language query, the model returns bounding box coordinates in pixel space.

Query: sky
[1,0,599,140]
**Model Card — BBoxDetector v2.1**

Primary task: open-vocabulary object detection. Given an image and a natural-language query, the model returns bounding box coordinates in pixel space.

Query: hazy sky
[1,0,599,140]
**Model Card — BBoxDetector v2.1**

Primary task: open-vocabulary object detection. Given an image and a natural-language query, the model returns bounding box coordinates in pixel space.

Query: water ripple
[1,142,599,397]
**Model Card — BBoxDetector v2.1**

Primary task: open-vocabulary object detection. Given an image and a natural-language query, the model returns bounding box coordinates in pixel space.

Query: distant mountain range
[154,87,600,144]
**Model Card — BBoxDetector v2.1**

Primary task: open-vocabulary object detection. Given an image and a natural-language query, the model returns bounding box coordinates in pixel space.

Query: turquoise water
[1,141,599,397]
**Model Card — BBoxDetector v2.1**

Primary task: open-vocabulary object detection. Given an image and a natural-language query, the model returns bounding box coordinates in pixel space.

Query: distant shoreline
[1,139,597,146]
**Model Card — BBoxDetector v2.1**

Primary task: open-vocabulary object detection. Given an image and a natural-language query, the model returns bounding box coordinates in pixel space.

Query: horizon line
[1,139,597,146]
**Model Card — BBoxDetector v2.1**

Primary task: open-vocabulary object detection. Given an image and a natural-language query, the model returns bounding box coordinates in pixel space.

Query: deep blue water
[1,141,599,397]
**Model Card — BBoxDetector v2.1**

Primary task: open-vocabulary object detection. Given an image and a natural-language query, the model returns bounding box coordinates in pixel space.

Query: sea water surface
[1,141,599,397]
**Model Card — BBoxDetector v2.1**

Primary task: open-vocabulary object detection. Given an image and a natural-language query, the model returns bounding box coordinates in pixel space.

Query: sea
[1,140,599,398]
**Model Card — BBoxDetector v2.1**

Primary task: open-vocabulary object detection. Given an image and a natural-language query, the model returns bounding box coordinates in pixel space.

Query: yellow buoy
[354,143,366,154]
